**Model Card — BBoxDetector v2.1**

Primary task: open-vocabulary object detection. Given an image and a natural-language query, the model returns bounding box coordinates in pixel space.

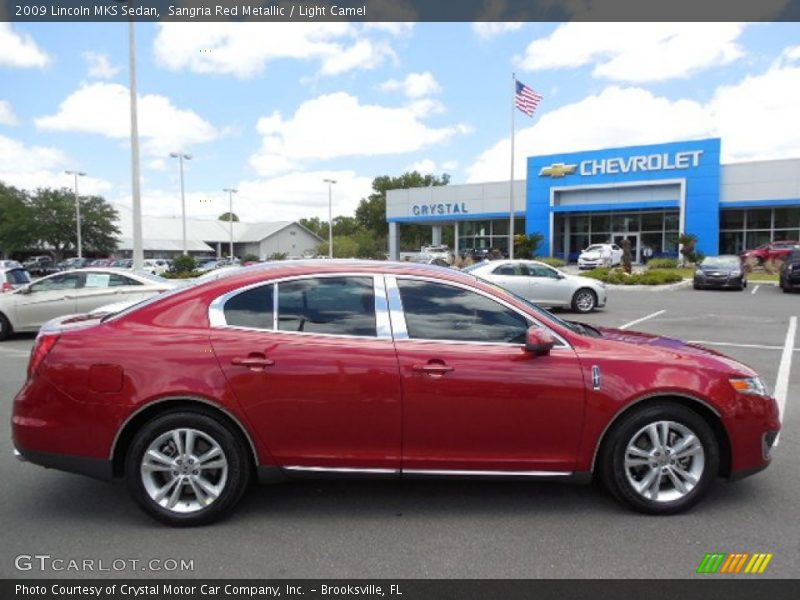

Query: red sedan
[741,240,800,264]
[12,261,780,525]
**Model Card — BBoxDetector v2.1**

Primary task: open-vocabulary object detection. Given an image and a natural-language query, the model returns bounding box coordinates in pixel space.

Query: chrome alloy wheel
[624,420,705,503]
[574,290,596,312]
[140,428,228,513]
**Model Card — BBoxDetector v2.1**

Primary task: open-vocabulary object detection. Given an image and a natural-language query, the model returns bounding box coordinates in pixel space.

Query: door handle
[231,354,275,370]
[412,362,454,376]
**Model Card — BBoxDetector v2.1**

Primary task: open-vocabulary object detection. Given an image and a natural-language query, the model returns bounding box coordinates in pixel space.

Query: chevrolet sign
[539,150,704,178]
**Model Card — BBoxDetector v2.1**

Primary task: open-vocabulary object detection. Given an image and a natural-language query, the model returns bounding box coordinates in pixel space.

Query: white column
[431,225,442,246]
[389,222,399,260]
[454,221,460,255]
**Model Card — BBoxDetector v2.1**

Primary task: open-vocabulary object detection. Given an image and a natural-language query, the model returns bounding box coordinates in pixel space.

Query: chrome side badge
[592,365,601,390]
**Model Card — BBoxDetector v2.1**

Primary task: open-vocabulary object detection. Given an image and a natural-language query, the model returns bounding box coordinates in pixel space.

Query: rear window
[224,285,274,330]
[4,268,31,284]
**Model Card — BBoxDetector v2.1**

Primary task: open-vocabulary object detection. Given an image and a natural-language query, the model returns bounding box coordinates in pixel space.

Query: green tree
[28,188,119,260]
[0,183,36,258]
[218,212,239,222]
[514,232,544,258]
[332,215,360,237]
[299,216,328,239]
[171,254,196,273]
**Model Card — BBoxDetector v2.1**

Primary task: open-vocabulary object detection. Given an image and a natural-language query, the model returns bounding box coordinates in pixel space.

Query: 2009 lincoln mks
[12,261,779,525]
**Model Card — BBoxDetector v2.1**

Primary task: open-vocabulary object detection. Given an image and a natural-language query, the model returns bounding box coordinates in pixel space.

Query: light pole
[65,170,86,259]
[128,14,143,270]
[223,188,238,259]
[323,178,336,258]
[169,152,192,255]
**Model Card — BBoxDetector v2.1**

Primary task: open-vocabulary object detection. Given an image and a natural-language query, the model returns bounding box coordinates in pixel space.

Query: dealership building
[386,138,800,262]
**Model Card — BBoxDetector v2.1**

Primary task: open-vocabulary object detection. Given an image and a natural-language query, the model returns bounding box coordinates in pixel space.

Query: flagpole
[509,72,516,260]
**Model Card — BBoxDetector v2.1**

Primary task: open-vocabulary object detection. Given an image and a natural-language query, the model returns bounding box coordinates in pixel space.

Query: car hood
[580,251,601,259]
[593,326,756,375]
[697,264,738,273]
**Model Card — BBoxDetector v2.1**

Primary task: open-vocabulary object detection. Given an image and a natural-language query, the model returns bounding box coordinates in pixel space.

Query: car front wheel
[571,288,597,313]
[600,403,718,514]
[125,410,251,526]
[0,313,12,341]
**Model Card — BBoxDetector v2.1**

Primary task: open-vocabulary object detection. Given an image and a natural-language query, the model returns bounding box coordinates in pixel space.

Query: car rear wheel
[125,411,250,526]
[600,403,718,514]
[571,288,597,313]
[0,313,11,341]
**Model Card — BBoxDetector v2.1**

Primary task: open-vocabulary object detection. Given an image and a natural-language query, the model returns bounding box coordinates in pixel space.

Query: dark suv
[779,250,800,293]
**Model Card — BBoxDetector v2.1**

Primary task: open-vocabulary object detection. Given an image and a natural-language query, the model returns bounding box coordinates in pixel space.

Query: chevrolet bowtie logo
[539,163,577,178]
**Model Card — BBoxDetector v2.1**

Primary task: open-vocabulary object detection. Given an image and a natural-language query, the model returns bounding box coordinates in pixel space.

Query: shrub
[266,252,287,261]
[171,254,195,273]
[536,257,566,267]
[243,253,261,263]
[646,258,679,269]
[580,267,682,286]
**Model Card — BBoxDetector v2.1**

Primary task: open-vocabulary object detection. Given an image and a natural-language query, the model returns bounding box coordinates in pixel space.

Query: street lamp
[169,152,192,255]
[223,188,238,259]
[323,179,337,258]
[65,170,86,259]
[128,15,143,270]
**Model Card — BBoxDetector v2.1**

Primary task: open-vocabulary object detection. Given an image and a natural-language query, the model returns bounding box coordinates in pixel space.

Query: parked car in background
[0,260,23,269]
[1,266,32,293]
[420,245,454,264]
[110,259,133,269]
[23,256,59,278]
[58,257,89,271]
[779,250,800,293]
[143,258,170,276]
[412,255,451,267]
[465,259,607,313]
[0,268,175,340]
[577,244,623,269]
[87,258,114,268]
[11,260,779,525]
[741,240,800,265]
[693,256,747,291]
[460,247,492,262]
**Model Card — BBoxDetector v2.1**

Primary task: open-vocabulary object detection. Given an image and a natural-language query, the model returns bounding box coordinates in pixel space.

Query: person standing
[643,245,653,264]
[601,243,613,268]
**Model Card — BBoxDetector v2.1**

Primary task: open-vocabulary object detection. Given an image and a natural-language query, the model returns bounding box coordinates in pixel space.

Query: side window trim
[388,275,570,349]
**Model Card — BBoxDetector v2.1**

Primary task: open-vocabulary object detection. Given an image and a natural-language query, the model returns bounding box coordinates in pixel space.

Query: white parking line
[619,310,666,330]
[751,285,760,295]
[774,317,797,438]
[687,340,783,351]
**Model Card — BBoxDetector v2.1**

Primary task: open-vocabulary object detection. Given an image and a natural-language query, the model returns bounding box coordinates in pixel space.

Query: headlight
[695,269,705,277]
[730,270,742,276]
[729,377,769,396]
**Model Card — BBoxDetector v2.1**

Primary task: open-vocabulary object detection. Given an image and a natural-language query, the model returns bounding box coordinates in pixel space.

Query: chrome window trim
[389,274,572,350]
[283,466,399,475]
[373,275,392,340]
[403,468,572,477]
[209,272,383,341]
[384,276,408,340]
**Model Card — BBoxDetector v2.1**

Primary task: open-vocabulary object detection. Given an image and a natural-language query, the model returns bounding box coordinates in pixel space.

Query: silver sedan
[464,260,607,313]
[0,268,175,340]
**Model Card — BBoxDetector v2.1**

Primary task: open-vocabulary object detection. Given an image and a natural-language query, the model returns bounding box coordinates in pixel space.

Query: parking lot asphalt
[0,283,797,579]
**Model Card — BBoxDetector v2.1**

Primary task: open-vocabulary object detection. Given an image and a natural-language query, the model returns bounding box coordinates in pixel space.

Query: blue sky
[1,21,799,223]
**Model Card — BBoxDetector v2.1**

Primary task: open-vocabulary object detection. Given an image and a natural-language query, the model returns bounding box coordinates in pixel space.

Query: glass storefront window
[641,232,663,255]
[664,213,679,231]
[570,234,590,254]
[641,212,664,231]
[720,209,745,229]
[591,214,611,232]
[612,213,639,232]
[493,219,508,235]
[746,231,772,249]
[720,232,744,255]
[591,233,611,244]
[774,208,800,229]
[773,229,800,242]
[570,216,590,233]
[748,209,772,230]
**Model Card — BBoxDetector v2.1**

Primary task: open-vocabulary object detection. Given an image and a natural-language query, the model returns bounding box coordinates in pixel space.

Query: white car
[0,268,176,340]
[577,244,623,269]
[465,259,607,313]
[142,258,170,276]
[420,245,454,264]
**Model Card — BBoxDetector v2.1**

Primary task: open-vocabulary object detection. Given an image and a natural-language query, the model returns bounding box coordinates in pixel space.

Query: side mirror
[524,327,556,356]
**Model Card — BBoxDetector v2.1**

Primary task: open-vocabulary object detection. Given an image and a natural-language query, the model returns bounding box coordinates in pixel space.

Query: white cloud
[406,159,438,173]
[0,100,19,126]
[518,23,747,83]
[466,56,800,181]
[0,24,50,69]
[250,92,471,175]
[82,51,121,79]
[381,71,442,98]
[0,134,111,194]
[154,23,395,79]
[364,22,415,36]
[472,23,524,40]
[34,82,218,156]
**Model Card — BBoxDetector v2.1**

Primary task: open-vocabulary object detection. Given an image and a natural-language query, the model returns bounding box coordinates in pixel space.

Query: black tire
[125,410,251,526]
[693,282,700,290]
[0,312,12,341]
[599,402,719,515]
[741,279,747,290]
[571,288,597,313]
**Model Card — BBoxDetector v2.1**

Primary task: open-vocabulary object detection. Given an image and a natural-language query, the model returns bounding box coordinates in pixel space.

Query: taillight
[1,282,13,293]
[28,333,60,379]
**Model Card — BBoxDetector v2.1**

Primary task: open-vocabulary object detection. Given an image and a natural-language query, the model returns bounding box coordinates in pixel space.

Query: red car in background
[12,261,780,525]
[741,240,800,264]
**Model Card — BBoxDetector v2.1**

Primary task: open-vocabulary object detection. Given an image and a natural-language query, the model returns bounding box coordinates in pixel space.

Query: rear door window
[278,277,376,337]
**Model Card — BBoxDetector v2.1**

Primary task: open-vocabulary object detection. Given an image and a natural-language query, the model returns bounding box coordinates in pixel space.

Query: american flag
[515,80,542,117]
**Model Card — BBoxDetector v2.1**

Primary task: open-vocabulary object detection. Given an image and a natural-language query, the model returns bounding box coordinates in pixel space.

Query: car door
[611,244,623,264]
[487,263,532,297]
[12,272,82,330]
[210,275,403,471]
[390,277,586,473]
[73,271,130,314]
[527,264,570,306]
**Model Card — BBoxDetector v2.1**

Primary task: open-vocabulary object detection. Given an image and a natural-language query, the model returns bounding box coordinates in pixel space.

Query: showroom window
[397,279,530,344]
[457,218,525,255]
[719,207,800,254]
[277,277,376,337]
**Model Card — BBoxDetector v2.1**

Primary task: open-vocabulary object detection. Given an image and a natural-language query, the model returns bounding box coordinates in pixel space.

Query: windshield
[584,245,603,252]
[132,271,171,284]
[701,256,740,268]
